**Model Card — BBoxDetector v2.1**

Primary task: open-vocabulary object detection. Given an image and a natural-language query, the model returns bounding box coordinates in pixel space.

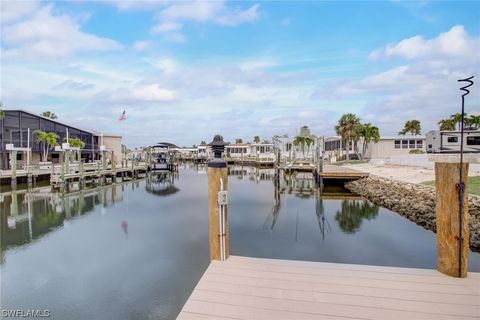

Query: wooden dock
[177,255,480,320]
[320,165,369,180]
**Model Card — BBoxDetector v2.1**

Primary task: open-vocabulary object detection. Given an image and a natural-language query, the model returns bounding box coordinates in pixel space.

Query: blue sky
[1,0,479,147]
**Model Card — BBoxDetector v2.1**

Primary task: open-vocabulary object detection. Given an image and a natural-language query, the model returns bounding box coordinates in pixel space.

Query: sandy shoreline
[343,163,480,184]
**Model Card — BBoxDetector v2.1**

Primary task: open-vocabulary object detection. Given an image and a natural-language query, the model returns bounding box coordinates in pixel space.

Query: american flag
[118,110,126,121]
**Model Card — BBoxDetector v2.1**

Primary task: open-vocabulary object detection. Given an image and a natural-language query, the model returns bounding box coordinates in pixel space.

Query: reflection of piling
[207,135,229,261]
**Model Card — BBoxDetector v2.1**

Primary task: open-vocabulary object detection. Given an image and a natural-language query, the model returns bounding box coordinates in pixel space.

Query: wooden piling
[208,166,229,261]
[11,150,17,188]
[435,161,469,277]
[207,135,229,261]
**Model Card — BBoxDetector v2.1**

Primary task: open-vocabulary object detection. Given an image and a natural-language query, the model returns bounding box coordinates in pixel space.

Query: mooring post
[432,155,473,277]
[207,135,229,261]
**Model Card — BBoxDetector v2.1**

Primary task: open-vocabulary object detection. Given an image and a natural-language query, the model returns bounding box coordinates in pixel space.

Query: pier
[319,165,369,180]
[177,255,480,320]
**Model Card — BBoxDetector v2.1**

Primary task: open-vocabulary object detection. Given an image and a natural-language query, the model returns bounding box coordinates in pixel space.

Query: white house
[364,135,426,159]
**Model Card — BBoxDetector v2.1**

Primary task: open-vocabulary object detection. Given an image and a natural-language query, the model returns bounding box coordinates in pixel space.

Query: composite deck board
[177,256,480,320]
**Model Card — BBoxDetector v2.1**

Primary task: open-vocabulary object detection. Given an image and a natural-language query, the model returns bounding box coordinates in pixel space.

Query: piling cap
[208,134,227,167]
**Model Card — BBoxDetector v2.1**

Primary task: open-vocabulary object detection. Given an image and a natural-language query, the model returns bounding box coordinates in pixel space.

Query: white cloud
[370,25,480,61]
[1,4,122,60]
[313,26,480,135]
[53,79,95,91]
[0,0,38,23]
[132,40,150,51]
[144,58,176,74]
[151,21,182,34]
[98,84,176,105]
[151,1,260,42]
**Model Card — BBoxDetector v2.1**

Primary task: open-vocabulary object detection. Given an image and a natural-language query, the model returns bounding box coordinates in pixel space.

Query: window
[401,140,408,149]
[409,140,415,148]
[416,140,423,148]
[286,143,292,151]
[447,136,459,143]
[467,136,480,146]
[394,140,401,149]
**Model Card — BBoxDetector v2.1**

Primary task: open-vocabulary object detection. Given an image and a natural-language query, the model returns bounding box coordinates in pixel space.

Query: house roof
[6,109,94,134]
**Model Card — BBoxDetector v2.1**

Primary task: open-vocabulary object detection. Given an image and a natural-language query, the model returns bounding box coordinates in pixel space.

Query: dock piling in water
[207,135,229,261]
[431,154,475,278]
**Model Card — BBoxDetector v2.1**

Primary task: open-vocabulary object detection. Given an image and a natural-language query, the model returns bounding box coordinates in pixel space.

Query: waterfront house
[321,135,426,161]
[364,135,426,159]
[273,126,319,163]
[0,109,122,170]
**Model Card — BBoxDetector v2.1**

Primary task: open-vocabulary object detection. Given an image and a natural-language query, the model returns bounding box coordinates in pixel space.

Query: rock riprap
[345,176,480,252]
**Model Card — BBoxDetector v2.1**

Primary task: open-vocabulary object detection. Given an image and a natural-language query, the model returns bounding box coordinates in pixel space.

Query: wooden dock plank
[177,256,480,320]
[320,165,369,179]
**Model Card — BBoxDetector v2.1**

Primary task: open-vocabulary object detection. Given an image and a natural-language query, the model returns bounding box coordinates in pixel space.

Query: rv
[426,129,480,153]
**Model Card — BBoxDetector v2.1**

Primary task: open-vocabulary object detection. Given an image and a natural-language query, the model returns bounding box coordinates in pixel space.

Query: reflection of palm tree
[335,200,379,234]
[315,189,331,239]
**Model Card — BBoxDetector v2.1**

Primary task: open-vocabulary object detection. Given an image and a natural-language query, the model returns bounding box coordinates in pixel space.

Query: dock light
[208,135,227,168]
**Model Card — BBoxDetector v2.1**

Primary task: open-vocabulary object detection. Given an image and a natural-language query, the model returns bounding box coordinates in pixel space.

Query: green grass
[422,176,480,196]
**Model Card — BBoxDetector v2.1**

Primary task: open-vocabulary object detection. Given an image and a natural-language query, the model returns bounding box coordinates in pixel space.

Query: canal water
[1,164,479,320]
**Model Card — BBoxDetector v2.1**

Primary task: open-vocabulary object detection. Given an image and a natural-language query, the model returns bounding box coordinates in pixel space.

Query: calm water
[1,164,479,320]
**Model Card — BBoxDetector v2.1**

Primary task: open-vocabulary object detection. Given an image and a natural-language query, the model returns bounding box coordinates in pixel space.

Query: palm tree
[466,115,480,129]
[450,113,467,131]
[399,120,421,135]
[335,113,361,160]
[0,102,5,119]
[42,111,58,119]
[293,136,314,159]
[360,123,380,159]
[235,138,243,144]
[64,137,85,149]
[253,136,260,143]
[438,119,456,131]
[33,130,59,161]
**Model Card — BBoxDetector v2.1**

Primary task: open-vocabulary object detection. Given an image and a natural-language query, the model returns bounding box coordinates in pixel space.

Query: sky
[1,0,479,147]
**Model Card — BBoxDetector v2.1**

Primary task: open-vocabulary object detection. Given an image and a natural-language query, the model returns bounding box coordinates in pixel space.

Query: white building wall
[365,136,426,159]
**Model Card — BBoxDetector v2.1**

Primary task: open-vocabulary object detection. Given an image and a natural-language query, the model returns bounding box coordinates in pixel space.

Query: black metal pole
[457,76,474,277]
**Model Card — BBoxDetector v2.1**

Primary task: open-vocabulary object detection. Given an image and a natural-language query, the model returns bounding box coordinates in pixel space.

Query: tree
[335,113,361,160]
[33,130,59,161]
[438,119,456,131]
[64,137,85,149]
[360,123,380,159]
[450,113,467,131]
[262,139,270,144]
[253,136,260,143]
[399,120,421,135]
[293,136,314,159]
[235,138,243,144]
[0,102,4,120]
[200,141,207,146]
[466,115,480,129]
[42,111,57,119]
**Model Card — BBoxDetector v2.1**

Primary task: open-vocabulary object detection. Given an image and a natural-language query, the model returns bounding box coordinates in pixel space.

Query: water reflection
[1,183,127,264]
[145,172,180,196]
[228,166,372,237]
[335,200,379,234]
